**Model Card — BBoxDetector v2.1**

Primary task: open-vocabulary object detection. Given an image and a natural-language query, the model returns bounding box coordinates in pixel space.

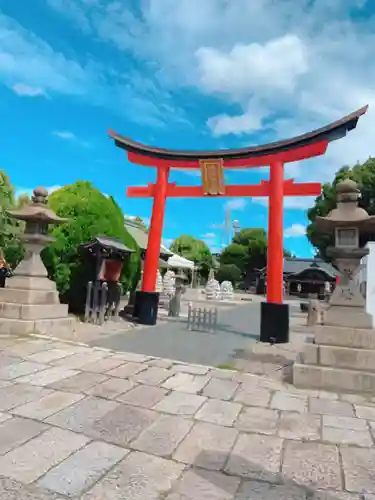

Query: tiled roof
[124,218,173,257]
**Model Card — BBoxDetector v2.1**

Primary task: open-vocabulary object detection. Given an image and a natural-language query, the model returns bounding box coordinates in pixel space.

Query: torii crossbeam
[109,105,368,331]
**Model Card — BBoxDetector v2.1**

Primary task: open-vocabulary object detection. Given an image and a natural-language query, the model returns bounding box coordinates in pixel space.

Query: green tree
[170,234,213,278]
[42,181,140,309]
[220,227,293,276]
[216,264,242,285]
[0,170,24,267]
[306,158,375,258]
[220,228,268,275]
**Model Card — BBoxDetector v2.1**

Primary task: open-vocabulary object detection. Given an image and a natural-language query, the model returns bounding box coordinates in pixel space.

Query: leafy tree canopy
[0,170,24,267]
[170,234,213,277]
[42,181,141,302]
[216,264,242,285]
[306,157,375,259]
[220,227,293,275]
[221,228,268,274]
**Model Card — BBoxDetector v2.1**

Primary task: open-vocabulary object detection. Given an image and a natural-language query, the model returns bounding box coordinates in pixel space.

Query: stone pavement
[1,335,375,499]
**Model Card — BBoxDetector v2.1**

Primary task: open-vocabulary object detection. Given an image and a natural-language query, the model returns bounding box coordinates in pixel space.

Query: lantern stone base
[0,276,73,337]
[294,325,375,393]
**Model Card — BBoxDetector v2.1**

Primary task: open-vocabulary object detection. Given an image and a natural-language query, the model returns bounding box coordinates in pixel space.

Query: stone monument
[205,269,220,300]
[155,269,163,293]
[163,270,175,297]
[294,179,375,393]
[0,187,73,335]
[220,280,234,301]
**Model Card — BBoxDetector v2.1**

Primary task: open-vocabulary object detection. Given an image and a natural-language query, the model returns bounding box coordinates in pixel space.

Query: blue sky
[1,0,375,256]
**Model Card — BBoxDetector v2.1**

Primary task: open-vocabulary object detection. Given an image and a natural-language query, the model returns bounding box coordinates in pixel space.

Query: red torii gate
[109,105,368,332]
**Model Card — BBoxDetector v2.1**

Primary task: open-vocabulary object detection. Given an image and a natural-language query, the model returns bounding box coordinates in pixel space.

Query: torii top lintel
[108,105,368,169]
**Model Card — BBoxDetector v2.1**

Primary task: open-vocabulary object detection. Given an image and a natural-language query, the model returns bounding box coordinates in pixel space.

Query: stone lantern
[293,179,375,394]
[315,178,375,328]
[0,187,72,335]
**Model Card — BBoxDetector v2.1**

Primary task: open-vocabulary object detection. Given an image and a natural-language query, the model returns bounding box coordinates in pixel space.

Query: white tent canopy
[167,254,195,270]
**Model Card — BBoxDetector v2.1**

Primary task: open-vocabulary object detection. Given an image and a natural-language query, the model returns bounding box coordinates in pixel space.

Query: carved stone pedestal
[294,325,375,393]
[0,240,72,336]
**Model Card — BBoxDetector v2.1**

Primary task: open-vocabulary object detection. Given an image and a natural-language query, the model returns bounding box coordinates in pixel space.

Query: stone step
[6,276,57,291]
[0,317,74,336]
[293,362,375,394]
[0,288,60,305]
[315,325,375,349]
[0,302,68,321]
[302,343,375,372]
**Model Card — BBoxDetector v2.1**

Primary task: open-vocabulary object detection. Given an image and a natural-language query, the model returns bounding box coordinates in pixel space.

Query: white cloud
[196,35,307,101]
[0,11,187,128]
[201,232,216,239]
[284,223,306,238]
[225,198,247,211]
[52,131,76,140]
[12,83,46,97]
[34,0,375,185]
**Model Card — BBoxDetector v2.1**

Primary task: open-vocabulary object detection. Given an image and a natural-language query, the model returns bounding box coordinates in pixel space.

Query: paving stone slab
[106,362,147,378]
[209,368,238,380]
[236,406,279,435]
[154,391,206,416]
[271,392,308,413]
[48,372,108,392]
[87,402,158,446]
[202,378,239,401]
[236,480,308,500]
[0,384,53,411]
[0,361,49,380]
[86,377,136,399]
[26,348,78,364]
[45,396,120,433]
[278,411,321,440]
[131,366,172,386]
[16,367,80,386]
[310,399,354,417]
[195,399,242,426]
[234,386,272,408]
[52,352,108,369]
[116,384,168,408]
[0,416,48,455]
[173,421,238,470]
[0,476,63,500]
[11,390,85,420]
[225,433,283,483]
[322,415,368,431]
[354,405,375,420]
[282,442,342,490]
[112,352,151,363]
[341,446,375,494]
[38,441,128,497]
[146,357,174,369]
[80,450,184,500]
[132,414,194,458]
[79,356,127,373]
[322,426,373,447]
[0,427,89,484]
[0,411,12,423]
[171,364,210,375]
[4,340,54,358]
[162,373,210,394]
[167,467,240,500]
[310,490,361,500]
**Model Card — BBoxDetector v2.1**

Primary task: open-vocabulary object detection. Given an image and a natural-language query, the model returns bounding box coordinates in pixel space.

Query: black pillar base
[133,291,160,325]
[260,302,289,344]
